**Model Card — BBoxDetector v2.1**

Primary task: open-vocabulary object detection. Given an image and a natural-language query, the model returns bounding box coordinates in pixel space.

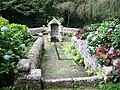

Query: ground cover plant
[0,22,35,87]
[62,43,84,65]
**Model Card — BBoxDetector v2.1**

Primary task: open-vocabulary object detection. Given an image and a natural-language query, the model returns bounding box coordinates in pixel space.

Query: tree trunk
[67,15,70,27]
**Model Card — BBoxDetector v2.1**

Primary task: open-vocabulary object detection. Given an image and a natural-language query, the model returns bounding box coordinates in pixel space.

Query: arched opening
[51,24,59,42]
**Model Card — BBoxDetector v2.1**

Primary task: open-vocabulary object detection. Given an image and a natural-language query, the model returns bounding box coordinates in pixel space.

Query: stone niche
[47,18,62,42]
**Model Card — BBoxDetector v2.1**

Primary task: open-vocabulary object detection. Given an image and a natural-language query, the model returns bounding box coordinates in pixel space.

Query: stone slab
[43,78,73,89]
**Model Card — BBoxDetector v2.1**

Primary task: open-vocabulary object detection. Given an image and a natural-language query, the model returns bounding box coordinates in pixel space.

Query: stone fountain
[47,18,62,42]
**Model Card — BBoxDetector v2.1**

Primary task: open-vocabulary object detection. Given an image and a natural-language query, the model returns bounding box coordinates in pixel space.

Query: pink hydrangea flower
[108,47,114,54]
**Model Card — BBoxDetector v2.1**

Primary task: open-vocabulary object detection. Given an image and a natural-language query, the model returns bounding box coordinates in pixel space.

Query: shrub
[75,28,89,40]
[86,19,120,55]
[0,17,9,26]
[85,23,100,32]
[86,18,120,81]
[0,24,34,87]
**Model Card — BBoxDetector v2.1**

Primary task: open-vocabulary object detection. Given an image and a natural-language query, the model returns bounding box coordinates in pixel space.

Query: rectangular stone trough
[14,34,103,89]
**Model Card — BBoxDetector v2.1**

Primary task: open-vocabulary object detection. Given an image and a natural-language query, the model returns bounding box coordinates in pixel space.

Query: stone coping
[29,27,80,36]
[17,37,44,72]
[43,76,102,89]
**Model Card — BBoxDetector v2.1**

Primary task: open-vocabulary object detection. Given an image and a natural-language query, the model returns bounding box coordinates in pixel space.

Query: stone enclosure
[14,18,104,89]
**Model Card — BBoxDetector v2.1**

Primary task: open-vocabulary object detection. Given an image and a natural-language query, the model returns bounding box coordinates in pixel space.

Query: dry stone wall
[71,36,114,82]
[14,37,44,89]
[29,27,47,35]
[29,27,79,36]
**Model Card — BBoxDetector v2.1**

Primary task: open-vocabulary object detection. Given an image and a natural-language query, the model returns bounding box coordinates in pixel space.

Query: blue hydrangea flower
[4,55,10,60]
[20,44,25,48]
[88,46,94,51]
[1,26,8,31]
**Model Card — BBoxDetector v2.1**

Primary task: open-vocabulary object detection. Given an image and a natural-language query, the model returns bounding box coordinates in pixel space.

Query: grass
[98,82,120,90]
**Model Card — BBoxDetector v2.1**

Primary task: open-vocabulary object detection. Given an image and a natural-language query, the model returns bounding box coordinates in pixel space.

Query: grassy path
[41,42,87,79]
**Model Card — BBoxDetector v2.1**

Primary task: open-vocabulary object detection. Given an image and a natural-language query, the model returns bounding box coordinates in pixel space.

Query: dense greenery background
[0,0,120,27]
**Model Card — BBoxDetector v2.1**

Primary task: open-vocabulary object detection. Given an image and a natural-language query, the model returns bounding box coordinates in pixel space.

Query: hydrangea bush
[0,24,34,86]
[86,19,120,57]
[86,19,120,82]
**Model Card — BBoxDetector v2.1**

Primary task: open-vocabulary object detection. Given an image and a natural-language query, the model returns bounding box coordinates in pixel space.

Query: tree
[93,0,120,19]
[76,0,120,23]
[76,0,98,23]
[0,0,52,27]
[57,1,76,27]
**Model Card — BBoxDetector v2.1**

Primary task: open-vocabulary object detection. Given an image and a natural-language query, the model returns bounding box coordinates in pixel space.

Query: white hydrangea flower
[95,31,98,34]
[86,48,90,53]
[92,37,97,41]
[88,46,94,51]
[87,33,92,40]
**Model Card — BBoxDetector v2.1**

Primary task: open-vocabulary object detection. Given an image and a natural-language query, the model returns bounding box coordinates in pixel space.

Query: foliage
[0,0,41,16]
[0,86,35,90]
[0,0,53,27]
[97,68,103,77]
[61,32,73,37]
[86,18,120,81]
[0,24,34,87]
[0,0,119,27]
[86,68,94,76]
[93,0,120,19]
[0,17,9,26]
[57,1,76,27]
[86,19,120,55]
[75,28,89,40]
[76,0,97,22]
[85,23,100,32]
[98,82,120,90]
[62,43,84,65]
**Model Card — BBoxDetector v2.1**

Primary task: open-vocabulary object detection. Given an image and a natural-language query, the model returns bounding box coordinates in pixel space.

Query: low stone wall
[61,27,79,34]
[71,36,114,82]
[43,76,102,89]
[29,27,79,36]
[29,27,47,35]
[71,36,99,73]
[14,37,44,89]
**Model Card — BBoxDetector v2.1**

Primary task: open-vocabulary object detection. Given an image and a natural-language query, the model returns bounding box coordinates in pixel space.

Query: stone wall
[71,37,99,73]
[71,36,114,83]
[14,37,44,89]
[29,27,79,36]
[61,27,79,34]
[29,27,47,35]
